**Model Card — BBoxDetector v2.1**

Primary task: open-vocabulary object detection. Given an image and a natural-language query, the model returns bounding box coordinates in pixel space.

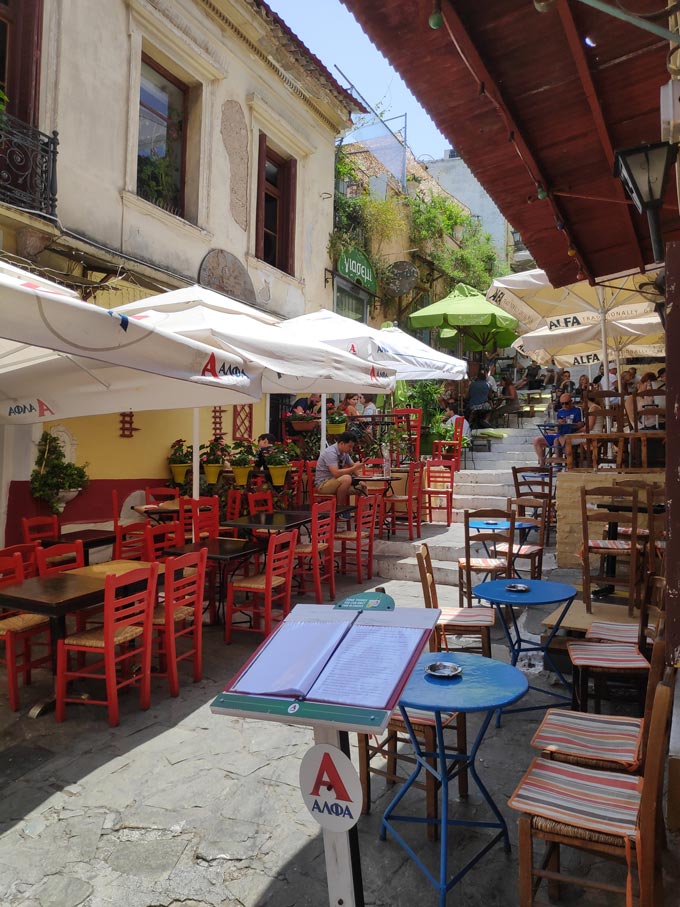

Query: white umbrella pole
[192,407,200,499]
[320,393,327,449]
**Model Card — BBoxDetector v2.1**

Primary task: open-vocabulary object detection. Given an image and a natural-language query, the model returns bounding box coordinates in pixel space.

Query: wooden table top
[542,598,637,633]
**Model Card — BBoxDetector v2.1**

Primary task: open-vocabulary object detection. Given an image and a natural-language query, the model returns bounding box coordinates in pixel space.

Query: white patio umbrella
[0,264,259,427]
[513,314,665,369]
[117,288,396,474]
[278,308,467,381]
[487,267,661,375]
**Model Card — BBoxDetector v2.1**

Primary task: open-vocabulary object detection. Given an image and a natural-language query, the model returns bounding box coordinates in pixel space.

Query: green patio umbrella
[410,283,519,355]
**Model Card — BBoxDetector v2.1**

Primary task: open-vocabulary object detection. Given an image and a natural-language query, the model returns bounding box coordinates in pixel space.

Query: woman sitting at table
[573,373,590,404]
[339,393,361,419]
[497,376,520,415]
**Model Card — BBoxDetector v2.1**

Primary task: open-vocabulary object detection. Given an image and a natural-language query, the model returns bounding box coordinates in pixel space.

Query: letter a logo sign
[300,744,362,831]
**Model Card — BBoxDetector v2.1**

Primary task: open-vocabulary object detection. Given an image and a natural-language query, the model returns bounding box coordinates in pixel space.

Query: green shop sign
[337,248,377,294]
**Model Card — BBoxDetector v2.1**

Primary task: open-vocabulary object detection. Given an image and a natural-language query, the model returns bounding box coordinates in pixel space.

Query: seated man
[291,393,321,414]
[442,401,471,439]
[254,433,276,471]
[532,393,583,465]
[314,431,365,516]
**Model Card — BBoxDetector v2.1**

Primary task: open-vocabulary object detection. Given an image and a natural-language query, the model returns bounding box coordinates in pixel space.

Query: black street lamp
[614,141,678,262]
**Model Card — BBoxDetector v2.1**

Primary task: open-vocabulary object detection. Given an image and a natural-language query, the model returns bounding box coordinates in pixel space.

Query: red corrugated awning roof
[340,0,679,287]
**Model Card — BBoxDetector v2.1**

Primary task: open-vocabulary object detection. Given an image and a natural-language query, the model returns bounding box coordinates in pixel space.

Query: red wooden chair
[113,522,147,561]
[0,553,52,711]
[392,407,422,463]
[55,563,159,726]
[224,528,298,644]
[152,548,207,696]
[177,496,194,542]
[190,495,220,541]
[145,486,179,504]
[36,540,85,577]
[0,543,40,578]
[288,459,305,508]
[422,459,455,526]
[247,490,273,515]
[335,495,377,583]
[385,460,424,540]
[21,515,59,545]
[143,521,183,563]
[294,499,336,601]
[305,461,335,507]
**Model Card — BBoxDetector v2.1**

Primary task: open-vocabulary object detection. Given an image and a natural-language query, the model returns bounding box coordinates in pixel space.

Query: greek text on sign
[299,744,362,831]
[337,249,377,294]
[8,399,55,418]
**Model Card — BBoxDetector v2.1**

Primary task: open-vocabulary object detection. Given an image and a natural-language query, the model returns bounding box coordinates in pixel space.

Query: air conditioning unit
[660,80,680,144]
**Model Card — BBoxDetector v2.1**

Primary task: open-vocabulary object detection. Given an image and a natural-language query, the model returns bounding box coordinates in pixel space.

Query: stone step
[455,469,514,483]
[373,536,465,562]
[452,493,510,510]
[453,483,515,498]
[374,554,460,585]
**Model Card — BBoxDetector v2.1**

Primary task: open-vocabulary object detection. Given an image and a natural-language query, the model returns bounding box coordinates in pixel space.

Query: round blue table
[380,651,528,906]
[473,579,577,713]
[468,519,533,531]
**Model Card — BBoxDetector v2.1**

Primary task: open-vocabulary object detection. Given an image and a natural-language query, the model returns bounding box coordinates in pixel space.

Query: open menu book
[229,603,436,710]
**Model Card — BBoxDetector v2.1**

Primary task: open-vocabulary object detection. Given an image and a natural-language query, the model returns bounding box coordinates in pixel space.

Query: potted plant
[30,431,89,514]
[289,412,321,432]
[263,443,291,487]
[229,440,255,486]
[167,438,193,485]
[200,435,230,485]
[326,410,347,435]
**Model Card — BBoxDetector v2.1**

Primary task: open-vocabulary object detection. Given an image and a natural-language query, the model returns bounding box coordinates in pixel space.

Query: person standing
[314,431,364,517]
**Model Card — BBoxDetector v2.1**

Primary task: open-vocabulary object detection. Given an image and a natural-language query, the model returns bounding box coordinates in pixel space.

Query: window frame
[137,52,188,219]
[255,132,297,277]
[334,275,368,323]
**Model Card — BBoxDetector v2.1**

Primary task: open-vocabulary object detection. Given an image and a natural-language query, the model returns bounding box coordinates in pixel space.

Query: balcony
[0,112,58,217]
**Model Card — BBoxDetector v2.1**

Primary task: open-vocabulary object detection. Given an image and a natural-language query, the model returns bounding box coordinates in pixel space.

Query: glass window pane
[335,285,366,322]
[137,61,184,216]
[263,232,277,267]
[265,159,279,187]
[264,193,278,234]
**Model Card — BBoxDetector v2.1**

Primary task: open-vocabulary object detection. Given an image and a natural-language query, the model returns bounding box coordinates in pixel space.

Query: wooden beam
[556,0,645,273]
[666,241,678,665]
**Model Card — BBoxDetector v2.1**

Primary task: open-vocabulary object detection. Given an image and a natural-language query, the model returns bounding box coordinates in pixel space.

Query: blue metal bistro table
[473,579,577,714]
[380,652,528,906]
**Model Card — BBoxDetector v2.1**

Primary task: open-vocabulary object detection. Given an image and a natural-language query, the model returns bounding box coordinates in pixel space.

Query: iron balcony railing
[0,111,58,217]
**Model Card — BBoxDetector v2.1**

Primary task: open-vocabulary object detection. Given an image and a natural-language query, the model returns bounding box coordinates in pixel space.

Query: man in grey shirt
[315,431,364,514]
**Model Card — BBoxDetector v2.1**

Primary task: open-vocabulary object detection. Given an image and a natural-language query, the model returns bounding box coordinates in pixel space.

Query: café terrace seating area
[0,386,677,906]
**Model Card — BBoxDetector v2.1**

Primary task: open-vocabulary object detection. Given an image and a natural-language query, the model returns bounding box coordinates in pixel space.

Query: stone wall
[555,470,664,568]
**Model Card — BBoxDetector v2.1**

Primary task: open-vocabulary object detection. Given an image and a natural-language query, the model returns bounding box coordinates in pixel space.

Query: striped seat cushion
[508,755,641,838]
[531,708,642,770]
[496,542,543,556]
[585,621,639,644]
[587,539,642,552]
[457,557,506,570]
[567,643,650,670]
[438,607,495,627]
[391,707,457,729]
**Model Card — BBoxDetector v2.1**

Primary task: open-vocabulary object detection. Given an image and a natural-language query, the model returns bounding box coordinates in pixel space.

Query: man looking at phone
[532,393,583,465]
[315,431,365,517]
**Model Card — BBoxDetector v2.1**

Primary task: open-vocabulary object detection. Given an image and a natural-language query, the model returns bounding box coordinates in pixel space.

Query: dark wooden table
[44,529,117,565]
[220,511,313,536]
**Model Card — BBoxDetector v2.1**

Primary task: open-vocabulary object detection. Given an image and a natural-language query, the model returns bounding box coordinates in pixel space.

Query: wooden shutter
[255,131,267,261]
[284,157,297,277]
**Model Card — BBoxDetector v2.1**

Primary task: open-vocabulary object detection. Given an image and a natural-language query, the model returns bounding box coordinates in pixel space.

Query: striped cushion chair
[357,706,467,843]
[508,681,672,907]
[585,575,666,653]
[530,639,666,774]
[567,642,652,713]
[417,544,494,658]
[457,509,514,609]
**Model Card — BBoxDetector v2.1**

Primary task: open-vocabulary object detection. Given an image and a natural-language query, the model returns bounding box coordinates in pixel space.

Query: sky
[264,0,449,161]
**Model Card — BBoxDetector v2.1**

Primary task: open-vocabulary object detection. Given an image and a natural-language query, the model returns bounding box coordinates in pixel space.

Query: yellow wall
[45,400,268,479]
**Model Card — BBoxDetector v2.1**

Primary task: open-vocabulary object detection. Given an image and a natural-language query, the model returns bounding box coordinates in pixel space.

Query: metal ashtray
[505,583,530,593]
[484,520,499,525]
[425,662,462,679]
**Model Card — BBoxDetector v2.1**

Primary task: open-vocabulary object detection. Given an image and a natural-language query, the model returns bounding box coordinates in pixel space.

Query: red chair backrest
[191,496,220,542]
[265,528,298,586]
[0,552,24,588]
[289,460,305,507]
[36,540,85,576]
[452,417,464,445]
[177,497,194,540]
[0,543,39,578]
[248,491,273,515]
[143,521,182,562]
[225,489,242,520]
[21,515,59,544]
[312,499,336,550]
[103,563,159,642]
[356,495,377,536]
[113,522,146,560]
[425,459,454,490]
[145,486,179,504]
[163,549,208,620]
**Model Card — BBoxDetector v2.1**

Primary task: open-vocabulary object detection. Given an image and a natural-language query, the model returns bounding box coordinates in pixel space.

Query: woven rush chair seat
[63,624,143,649]
[152,604,194,625]
[293,541,328,555]
[0,613,49,633]
[233,573,286,592]
[335,529,369,541]
[567,643,650,670]
[531,709,643,771]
